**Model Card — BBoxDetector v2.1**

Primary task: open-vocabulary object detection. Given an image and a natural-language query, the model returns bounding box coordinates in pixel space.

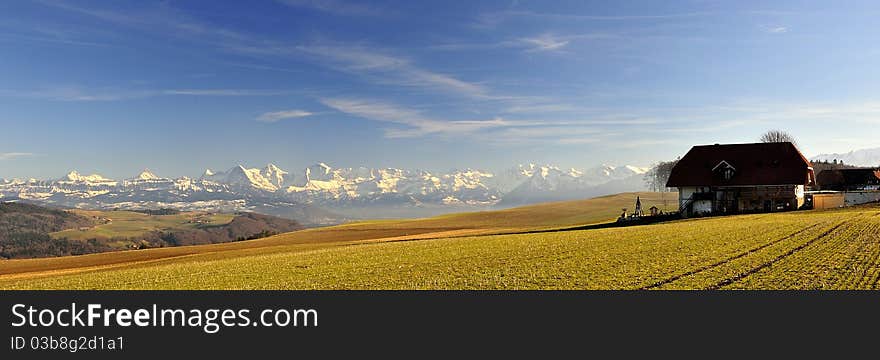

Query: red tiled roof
[666,142,814,187]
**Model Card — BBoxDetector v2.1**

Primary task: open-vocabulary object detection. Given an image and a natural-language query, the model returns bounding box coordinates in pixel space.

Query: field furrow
[709,219,852,289]
[642,222,824,289]
[726,213,880,289]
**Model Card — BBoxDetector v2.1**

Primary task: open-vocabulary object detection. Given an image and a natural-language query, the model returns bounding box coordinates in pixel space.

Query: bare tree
[643,159,679,192]
[760,130,798,146]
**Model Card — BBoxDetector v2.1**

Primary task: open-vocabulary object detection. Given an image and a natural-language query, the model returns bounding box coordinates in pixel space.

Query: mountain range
[811,147,880,167]
[0,163,649,225]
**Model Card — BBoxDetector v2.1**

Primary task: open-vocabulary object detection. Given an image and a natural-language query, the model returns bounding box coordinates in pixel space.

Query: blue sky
[2,0,880,179]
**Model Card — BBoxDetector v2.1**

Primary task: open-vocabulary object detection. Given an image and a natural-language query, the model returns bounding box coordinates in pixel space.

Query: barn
[816,168,880,191]
[666,142,815,217]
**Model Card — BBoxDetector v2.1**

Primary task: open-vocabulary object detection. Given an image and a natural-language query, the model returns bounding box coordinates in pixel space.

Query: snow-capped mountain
[499,164,648,206]
[812,147,880,167]
[0,162,650,224]
[202,165,281,192]
[60,171,117,185]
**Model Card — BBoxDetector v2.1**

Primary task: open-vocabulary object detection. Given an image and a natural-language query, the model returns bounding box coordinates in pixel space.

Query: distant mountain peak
[63,170,113,183]
[216,164,279,192]
[262,164,289,188]
[136,169,159,180]
[65,170,81,181]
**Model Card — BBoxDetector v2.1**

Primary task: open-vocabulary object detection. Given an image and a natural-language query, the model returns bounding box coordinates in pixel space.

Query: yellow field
[10,193,880,290]
[50,210,235,241]
[0,192,669,283]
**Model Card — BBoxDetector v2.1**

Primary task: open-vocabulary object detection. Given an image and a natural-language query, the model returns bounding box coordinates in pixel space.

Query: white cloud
[0,87,151,101]
[36,2,512,103]
[320,98,510,137]
[162,89,289,96]
[431,33,614,54]
[504,103,578,114]
[300,46,491,99]
[760,25,789,33]
[518,34,570,52]
[275,0,380,16]
[0,87,290,101]
[319,97,643,142]
[474,10,712,28]
[0,152,34,160]
[257,109,314,122]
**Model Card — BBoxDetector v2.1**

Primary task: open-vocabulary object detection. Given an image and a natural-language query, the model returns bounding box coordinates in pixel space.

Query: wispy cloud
[321,98,510,138]
[34,2,510,103]
[300,46,491,99]
[257,109,314,123]
[0,32,109,48]
[319,97,646,143]
[0,87,151,101]
[35,0,257,49]
[0,87,290,101]
[0,152,34,160]
[475,10,712,28]
[431,32,614,53]
[162,89,290,96]
[518,34,570,52]
[275,0,381,16]
[760,25,789,33]
[504,103,579,114]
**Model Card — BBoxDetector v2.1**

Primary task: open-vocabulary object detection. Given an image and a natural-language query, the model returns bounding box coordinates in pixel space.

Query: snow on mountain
[262,164,289,188]
[282,163,498,206]
[811,147,880,167]
[487,164,538,193]
[499,164,650,206]
[59,171,117,186]
[136,169,160,180]
[124,170,170,190]
[0,161,651,222]
[204,165,280,192]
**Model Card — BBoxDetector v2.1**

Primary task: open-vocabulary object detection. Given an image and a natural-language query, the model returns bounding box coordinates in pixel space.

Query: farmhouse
[666,142,815,217]
[816,168,880,191]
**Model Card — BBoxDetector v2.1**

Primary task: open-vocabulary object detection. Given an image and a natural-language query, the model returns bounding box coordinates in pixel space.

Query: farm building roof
[666,142,814,187]
[816,168,880,189]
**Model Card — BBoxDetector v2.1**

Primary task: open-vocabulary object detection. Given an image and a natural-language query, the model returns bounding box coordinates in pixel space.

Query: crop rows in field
[724,213,880,289]
[641,222,826,289]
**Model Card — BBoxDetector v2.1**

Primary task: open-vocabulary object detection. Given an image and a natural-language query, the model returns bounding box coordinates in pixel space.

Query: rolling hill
[0,202,96,235]
[0,203,303,259]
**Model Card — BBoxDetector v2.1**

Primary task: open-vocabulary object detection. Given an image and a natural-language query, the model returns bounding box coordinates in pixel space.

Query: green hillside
[49,210,235,240]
